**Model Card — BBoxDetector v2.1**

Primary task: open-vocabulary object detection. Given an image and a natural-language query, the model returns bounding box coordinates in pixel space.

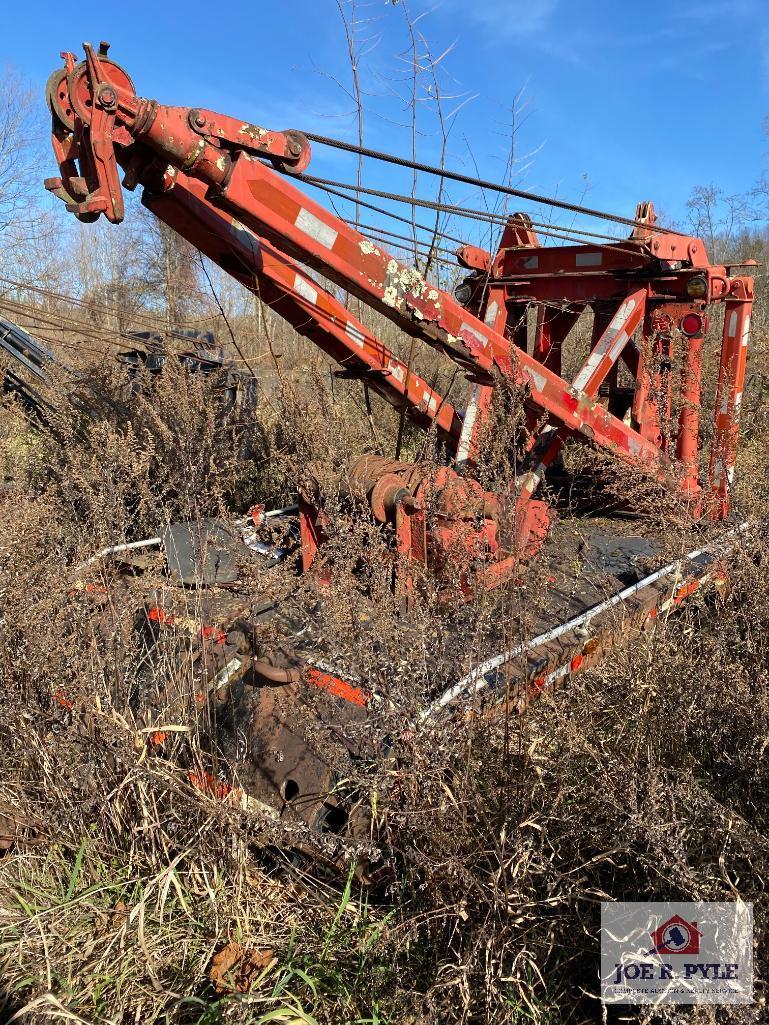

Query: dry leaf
[209,940,275,994]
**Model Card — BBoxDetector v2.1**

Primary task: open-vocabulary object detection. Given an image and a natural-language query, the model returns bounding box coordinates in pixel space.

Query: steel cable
[302,131,677,234]
[296,174,643,258]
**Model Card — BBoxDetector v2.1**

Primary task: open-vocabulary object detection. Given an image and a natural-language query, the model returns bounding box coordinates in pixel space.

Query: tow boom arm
[44,43,754,595]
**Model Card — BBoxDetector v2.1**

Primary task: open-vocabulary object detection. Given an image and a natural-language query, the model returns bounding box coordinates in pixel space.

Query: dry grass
[0,317,768,1025]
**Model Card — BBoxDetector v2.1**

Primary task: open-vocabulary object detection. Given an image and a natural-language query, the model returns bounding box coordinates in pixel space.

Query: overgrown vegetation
[2,5,769,1023]
[0,329,767,1024]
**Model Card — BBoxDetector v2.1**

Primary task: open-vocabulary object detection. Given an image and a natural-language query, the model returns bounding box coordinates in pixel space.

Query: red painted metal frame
[43,45,755,567]
[141,172,462,447]
[708,279,752,518]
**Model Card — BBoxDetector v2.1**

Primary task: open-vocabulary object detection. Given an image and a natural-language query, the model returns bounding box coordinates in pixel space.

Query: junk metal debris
[39,42,759,873]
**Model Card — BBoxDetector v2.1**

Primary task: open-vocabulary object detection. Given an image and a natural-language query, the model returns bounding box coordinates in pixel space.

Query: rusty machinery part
[41,43,756,622]
[68,60,136,128]
[45,43,311,226]
[297,454,545,601]
[132,581,375,847]
[64,513,755,879]
[424,519,753,720]
[0,315,257,430]
[45,66,76,131]
[344,455,500,523]
[43,42,753,530]
[0,317,61,425]
[43,43,759,877]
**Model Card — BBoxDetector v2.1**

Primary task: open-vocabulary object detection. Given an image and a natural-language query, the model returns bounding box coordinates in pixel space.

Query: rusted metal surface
[44,46,753,532]
[43,43,758,869]
[0,315,258,428]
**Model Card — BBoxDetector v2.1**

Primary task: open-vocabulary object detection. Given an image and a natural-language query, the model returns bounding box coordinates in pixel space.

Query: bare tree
[686,184,747,263]
[0,66,45,239]
[139,212,203,327]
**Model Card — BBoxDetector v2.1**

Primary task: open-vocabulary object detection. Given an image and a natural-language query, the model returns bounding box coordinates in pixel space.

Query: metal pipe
[264,505,299,519]
[74,537,162,572]
[251,659,302,685]
[676,332,703,505]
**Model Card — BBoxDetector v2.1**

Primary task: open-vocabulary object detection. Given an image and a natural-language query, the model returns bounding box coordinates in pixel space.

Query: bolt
[288,139,303,157]
[192,110,206,129]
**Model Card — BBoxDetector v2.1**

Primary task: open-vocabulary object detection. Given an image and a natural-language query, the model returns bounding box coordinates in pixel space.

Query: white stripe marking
[571,299,636,392]
[527,369,547,395]
[572,350,605,392]
[460,322,488,349]
[345,321,365,348]
[422,521,751,717]
[295,208,338,250]
[293,275,318,305]
[457,383,481,462]
[576,252,602,266]
[741,314,751,348]
[484,301,499,327]
[388,361,405,383]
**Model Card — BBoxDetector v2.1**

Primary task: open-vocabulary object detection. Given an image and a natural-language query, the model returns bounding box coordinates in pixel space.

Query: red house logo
[648,915,703,955]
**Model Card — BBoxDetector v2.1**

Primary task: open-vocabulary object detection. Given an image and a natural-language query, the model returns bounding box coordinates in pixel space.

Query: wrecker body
[42,43,755,861]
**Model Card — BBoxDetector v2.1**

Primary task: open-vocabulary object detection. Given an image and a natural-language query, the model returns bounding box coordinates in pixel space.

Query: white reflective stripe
[607,331,630,363]
[734,391,743,413]
[741,314,751,347]
[295,208,338,250]
[576,251,602,266]
[293,275,318,305]
[388,361,405,383]
[484,300,499,327]
[572,349,605,392]
[544,663,571,686]
[456,383,481,462]
[460,322,488,349]
[345,321,365,348]
[424,392,439,414]
[229,219,261,254]
[527,368,547,395]
[727,311,738,338]
[571,298,636,392]
[601,299,635,347]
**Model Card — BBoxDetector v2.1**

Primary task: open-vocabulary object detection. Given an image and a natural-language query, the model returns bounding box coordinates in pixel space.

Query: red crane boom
[40,41,757,846]
[44,42,754,596]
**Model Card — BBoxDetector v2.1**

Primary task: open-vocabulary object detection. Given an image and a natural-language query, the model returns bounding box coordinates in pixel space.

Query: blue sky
[4,0,769,242]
